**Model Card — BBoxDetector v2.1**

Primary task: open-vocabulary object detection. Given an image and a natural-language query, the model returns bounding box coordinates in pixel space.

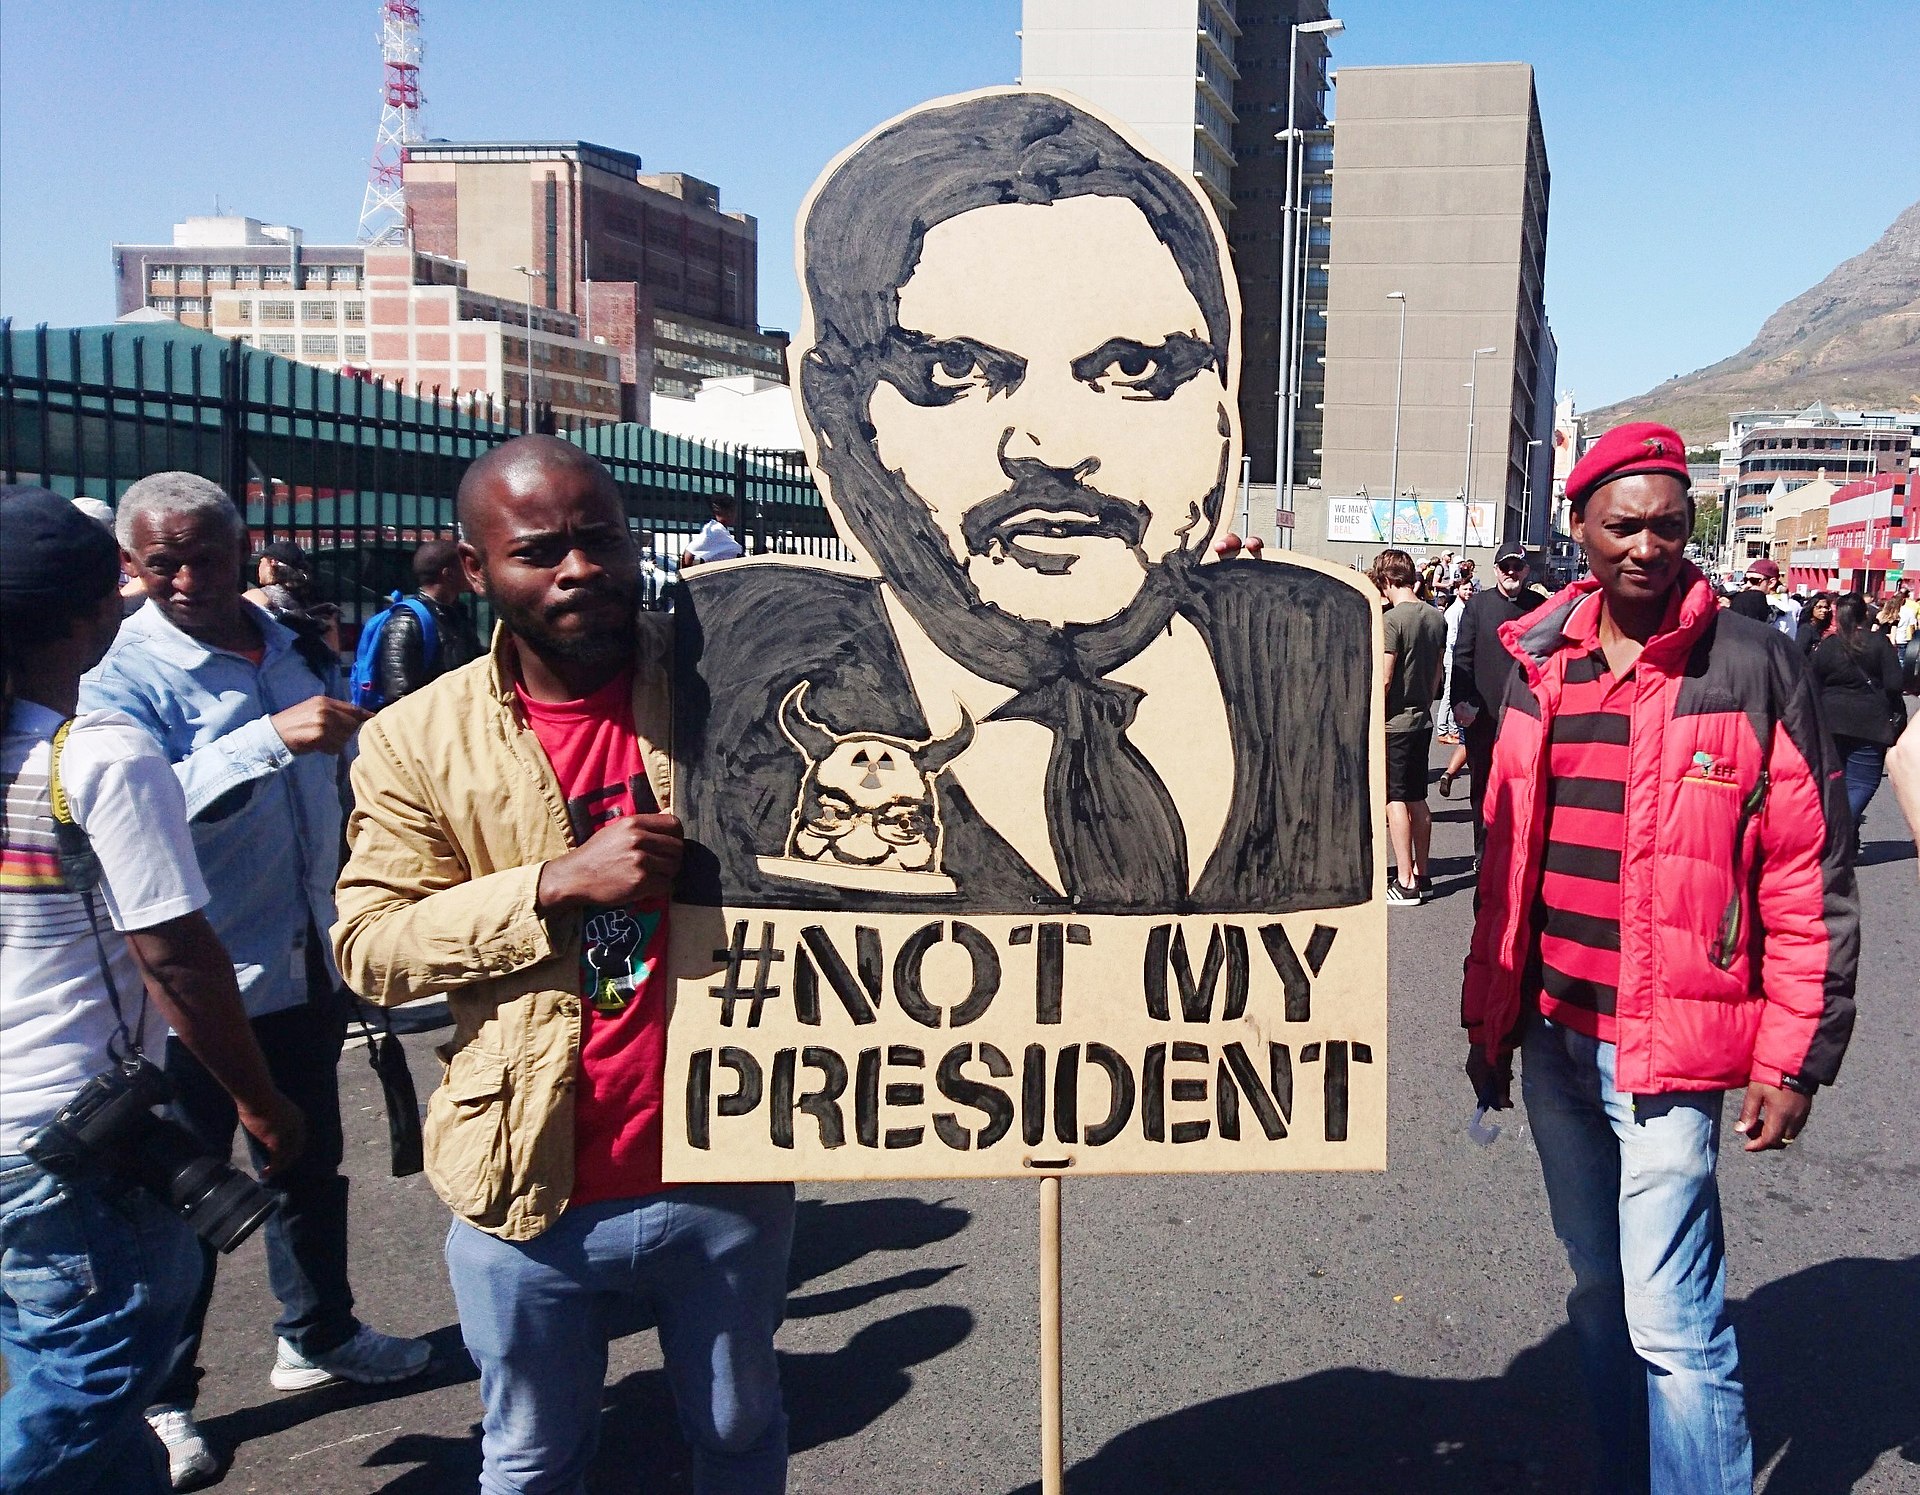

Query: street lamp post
[1462,345,1496,531]
[1275,16,1342,528]
[510,264,540,433]
[1386,291,1408,528]
[1523,436,1544,550]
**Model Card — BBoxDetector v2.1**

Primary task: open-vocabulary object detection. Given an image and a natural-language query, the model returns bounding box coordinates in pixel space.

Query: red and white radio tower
[357,2,423,243]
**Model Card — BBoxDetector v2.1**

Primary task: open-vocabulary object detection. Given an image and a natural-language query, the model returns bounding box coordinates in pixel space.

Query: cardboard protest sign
[663,88,1386,1182]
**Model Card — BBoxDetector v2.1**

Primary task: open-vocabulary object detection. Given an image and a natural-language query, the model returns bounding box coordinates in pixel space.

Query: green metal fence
[1,320,841,619]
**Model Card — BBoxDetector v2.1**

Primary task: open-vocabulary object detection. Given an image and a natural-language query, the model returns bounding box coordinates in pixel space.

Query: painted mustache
[959,460,1150,573]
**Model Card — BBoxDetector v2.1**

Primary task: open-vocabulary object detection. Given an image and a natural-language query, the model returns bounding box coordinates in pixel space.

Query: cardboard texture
[663,87,1387,1182]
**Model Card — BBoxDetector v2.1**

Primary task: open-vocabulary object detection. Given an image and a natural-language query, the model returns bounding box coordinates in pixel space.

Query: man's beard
[489,578,636,665]
[812,392,1228,695]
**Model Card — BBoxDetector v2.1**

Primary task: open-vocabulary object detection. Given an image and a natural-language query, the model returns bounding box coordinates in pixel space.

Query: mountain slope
[1590,201,1920,443]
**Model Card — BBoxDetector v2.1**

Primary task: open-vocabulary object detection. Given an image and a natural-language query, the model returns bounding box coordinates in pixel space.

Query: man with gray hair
[81,472,427,1488]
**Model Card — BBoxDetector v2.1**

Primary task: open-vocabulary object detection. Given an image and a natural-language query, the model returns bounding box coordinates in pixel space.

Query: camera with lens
[21,1054,279,1255]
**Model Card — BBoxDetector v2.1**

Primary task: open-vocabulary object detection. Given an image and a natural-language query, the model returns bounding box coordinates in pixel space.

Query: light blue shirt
[80,600,346,1017]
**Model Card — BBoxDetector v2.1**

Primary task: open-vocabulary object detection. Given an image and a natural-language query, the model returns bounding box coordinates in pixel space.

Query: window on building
[343,335,368,360]
[257,333,296,354]
[230,300,253,323]
[234,266,259,283]
[259,300,295,323]
[302,301,337,324]
[177,265,204,282]
[343,301,365,324]
[301,336,339,359]
[262,266,291,283]
[150,297,175,312]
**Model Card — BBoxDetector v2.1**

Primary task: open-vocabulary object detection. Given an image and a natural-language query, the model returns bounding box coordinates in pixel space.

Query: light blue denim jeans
[0,1156,203,1495]
[1521,1019,1752,1495]
[446,1183,795,1495]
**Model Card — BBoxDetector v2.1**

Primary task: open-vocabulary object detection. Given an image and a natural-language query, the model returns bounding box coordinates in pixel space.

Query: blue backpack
[349,593,438,710]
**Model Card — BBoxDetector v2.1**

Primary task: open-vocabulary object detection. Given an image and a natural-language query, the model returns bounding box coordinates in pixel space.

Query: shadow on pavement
[197,1321,475,1463]
[1855,838,1915,868]
[1003,1255,1920,1495]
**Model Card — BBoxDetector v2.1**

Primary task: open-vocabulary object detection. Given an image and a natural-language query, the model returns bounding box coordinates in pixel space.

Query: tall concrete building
[402,141,788,421]
[1311,63,1551,568]
[1019,0,1333,487]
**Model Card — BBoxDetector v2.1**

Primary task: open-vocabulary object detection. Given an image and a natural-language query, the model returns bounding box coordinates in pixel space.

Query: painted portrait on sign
[673,88,1376,916]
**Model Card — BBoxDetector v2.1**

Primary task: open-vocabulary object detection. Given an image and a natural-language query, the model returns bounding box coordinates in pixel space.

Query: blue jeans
[446,1183,795,1495]
[0,1157,203,1495]
[151,970,355,1409]
[1521,1019,1751,1495]
[1832,735,1886,835]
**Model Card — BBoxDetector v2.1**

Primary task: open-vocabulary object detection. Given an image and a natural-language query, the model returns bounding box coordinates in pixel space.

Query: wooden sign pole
[1040,1175,1063,1494]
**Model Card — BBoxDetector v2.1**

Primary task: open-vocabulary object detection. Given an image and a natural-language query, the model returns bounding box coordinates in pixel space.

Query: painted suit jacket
[672,560,1375,916]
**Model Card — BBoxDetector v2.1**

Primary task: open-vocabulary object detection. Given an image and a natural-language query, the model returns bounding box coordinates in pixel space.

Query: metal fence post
[219,341,248,508]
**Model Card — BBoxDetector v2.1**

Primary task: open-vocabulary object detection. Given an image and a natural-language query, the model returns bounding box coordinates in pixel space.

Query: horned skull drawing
[777,682,975,874]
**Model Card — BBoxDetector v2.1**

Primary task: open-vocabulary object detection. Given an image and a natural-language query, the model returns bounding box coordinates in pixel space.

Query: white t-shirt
[686,518,744,564]
[0,702,208,1153]
[1895,598,1919,647]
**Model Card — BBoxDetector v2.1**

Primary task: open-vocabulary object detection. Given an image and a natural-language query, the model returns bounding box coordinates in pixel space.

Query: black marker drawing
[673,87,1374,917]
[759,682,976,893]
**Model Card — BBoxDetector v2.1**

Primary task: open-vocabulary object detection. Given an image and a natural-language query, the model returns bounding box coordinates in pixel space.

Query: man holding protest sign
[1462,423,1858,1494]
[334,436,792,1495]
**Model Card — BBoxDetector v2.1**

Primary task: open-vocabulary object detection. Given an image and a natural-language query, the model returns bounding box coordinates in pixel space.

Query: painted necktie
[993,673,1187,908]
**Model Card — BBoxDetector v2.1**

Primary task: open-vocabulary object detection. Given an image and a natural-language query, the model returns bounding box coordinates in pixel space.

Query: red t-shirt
[518,669,669,1206]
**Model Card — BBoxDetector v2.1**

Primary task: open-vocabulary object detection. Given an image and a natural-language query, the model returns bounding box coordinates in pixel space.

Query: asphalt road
[186,778,1919,1494]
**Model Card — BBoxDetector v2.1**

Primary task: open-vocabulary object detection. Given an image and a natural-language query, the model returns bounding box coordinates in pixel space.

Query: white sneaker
[269,1324,431,1391]
[147,1406,219,1491]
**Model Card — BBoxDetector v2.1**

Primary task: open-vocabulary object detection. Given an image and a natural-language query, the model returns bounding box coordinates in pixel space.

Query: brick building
[401,141,787,421]
[205,243,621,423]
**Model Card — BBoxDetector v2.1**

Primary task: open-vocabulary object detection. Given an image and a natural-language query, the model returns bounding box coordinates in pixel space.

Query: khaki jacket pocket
[423,1046,512,1224]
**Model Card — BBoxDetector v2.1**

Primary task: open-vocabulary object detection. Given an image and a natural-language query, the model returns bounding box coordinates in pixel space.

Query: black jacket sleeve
[1451,595,1483,710]
[374,607,426,703]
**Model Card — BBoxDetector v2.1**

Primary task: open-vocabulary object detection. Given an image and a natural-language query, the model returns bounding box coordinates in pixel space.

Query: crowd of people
[2,423,1916,1495]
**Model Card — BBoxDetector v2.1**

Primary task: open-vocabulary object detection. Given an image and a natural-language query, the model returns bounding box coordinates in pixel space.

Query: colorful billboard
[1325,498,1502,548]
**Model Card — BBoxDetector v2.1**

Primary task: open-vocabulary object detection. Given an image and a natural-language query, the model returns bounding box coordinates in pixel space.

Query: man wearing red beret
[1461,422,1858,1493]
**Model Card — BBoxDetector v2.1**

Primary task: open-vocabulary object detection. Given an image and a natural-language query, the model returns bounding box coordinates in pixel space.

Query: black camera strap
[49,720,147,1061]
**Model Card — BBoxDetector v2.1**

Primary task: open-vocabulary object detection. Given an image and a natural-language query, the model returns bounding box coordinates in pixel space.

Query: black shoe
[1416,874,1433,898]
[1436,771,1456,798]
[1386,876,1420,905]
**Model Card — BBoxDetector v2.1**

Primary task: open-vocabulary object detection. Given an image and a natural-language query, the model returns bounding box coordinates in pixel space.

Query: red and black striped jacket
[1462,566,1858,1094]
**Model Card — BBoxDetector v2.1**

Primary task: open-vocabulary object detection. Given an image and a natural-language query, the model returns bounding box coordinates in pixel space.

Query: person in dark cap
[0,486,305,1495]
[1727,556,1789,629]
[1446,542,1550,865]
[1461,422,1857,1494]
[245,539,342,657]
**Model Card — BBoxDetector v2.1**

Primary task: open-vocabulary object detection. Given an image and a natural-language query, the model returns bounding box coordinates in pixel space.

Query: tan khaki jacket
[332,618,672,1241]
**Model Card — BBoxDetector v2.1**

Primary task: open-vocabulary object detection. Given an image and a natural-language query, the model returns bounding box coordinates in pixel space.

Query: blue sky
[3,1,1913,408]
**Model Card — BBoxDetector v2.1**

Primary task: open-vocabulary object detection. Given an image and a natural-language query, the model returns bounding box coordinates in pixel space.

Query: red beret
[1566,422,1691,511]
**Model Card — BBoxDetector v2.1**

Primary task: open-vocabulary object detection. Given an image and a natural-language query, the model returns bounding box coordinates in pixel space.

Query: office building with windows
[113,217,364,331]
[402,141,787,420]
[1724,402,1915,561]
[204,242,621,423]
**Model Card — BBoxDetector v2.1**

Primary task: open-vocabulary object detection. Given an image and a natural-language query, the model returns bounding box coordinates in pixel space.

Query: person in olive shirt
[1372,548,1447,904]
